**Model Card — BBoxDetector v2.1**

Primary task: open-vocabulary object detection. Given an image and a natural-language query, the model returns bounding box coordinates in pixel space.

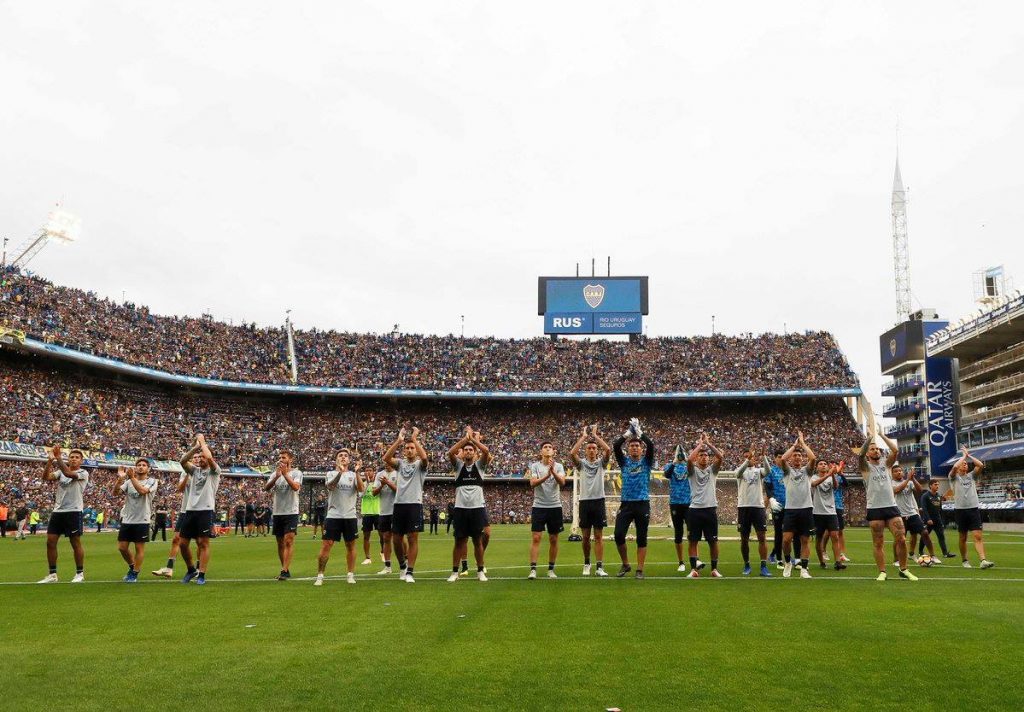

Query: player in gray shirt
[113,459,158,582]
[264,450,303,581]
[685,434,724,578]
[38,445,89,583]
[176,434,221,585]
[858,422,917,581]
[446,426,493,582]
[383,427,430,583]
[570,425,612,577]
[778,431,817,579]
[892,465,935,567]
[734,446,771,577]
[376,465,398,575]
[526,442,567,579]
[810,461,844,571]
[948,447,994,569]
[315,450,365,586]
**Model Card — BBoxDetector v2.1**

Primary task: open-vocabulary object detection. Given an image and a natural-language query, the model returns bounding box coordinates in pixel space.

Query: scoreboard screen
[538,276,648,335]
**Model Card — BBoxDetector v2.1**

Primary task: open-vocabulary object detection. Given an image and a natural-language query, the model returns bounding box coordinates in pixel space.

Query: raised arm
[703,436,723,472]
[856,433,873,474]
[779,439,798,475]
[353,461,365,493]
[113,467,129,495]
[591,426,612,460]
[280,467,301,492]
[263,464,282,492]
[569,427,588,467]
[797,430,816,469]
[411,427,429,467]
[549,462,567,487]
[448,426,473,467]
[196,434,219,471]
[383,429,405,470]
[179,441,200,476]
[878,431,899,468]
[612,434,627,468]
[42,457,58,482]
[470,430,491,468]
[966,449,985,477]
[640,433,655,468]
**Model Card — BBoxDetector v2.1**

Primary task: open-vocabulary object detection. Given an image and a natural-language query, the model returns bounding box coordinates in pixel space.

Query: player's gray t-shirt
[577,457,608,501]
[269,468,303,515]
[783,465,813,510]
[894,480,919,517]
[454,460,487,509]
[186,465,221,511]
[120,477,158,524]
[395,458,427,505]
[865,462,898,509]
[326,470,359,519]
[948,470,980,509]
[735,462,766,508]
[377,470,396,516]
[53,469,89,512]
[529,461,564,508]
[687,464,719,509]
[812,475,837,515]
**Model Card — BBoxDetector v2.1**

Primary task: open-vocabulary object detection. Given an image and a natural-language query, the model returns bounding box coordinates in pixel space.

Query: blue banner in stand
[925,356,957,475]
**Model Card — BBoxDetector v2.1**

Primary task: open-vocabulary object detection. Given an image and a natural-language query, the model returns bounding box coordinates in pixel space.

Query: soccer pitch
[3,525,1022,711]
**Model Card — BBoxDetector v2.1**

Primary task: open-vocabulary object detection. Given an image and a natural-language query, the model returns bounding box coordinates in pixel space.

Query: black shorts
[614,500,651,547]
[361,514,379,533]
[866,506,902,522]
[783,508,814,536]
[903,514,926,535]
[578,498,607,530]
[392,503,424,535]
[312,510,325,526]
[954,508,983,532]
[531,507,564,535]
[324,517,359,543]
[244,515,255,526]
[738,506,768,537]
[452,508,489,539]
[117,523,150,543]
[686,507,718,544]
[47,511,84,538]
[272,514,299,537]
[813,513,839,538]
[178,510,214,539]
[835,509,846,531]
[670,504,690,543]
[378,515,393,533]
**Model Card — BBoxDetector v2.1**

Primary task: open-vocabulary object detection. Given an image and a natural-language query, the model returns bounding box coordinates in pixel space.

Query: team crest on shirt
[583,284,605,309]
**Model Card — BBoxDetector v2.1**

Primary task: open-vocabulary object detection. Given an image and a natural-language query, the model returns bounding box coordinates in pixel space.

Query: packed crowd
[1,354,865,475]
[1,269,858,392]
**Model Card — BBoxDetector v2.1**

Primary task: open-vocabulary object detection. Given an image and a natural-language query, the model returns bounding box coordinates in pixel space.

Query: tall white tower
[891,157,911,321]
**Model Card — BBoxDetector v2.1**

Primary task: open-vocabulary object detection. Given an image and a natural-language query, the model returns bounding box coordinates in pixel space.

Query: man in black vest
[446,426,492,582]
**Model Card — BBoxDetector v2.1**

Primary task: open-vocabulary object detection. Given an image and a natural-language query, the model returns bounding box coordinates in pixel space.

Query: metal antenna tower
[891,155,911,322]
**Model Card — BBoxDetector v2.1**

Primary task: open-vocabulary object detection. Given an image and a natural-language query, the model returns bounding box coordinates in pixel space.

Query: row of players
[33,420,995,584]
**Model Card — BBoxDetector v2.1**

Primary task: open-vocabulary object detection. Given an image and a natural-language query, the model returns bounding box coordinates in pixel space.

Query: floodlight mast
[10,208,81,268]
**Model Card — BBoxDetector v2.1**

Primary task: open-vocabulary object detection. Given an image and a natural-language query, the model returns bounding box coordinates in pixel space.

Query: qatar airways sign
[925,356,957,474]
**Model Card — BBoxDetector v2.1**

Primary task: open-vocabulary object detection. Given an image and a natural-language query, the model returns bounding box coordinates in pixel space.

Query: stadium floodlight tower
[891,157,911,322]
[10,208,81,269]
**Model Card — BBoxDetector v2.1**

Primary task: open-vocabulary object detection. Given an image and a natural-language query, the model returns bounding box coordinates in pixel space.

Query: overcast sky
[2,2,1022,410]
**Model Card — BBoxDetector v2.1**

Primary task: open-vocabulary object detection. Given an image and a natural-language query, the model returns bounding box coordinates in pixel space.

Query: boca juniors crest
[583,284,605,309]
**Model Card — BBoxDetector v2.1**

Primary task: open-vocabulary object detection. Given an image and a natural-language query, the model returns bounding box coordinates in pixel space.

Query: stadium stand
[1,269,872,530]
[1,268,857,391]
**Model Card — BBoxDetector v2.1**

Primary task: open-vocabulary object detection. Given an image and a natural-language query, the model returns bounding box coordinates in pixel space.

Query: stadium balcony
[881,374,925,397]
[884,420,927,438]
[897,444,927,461]
[883,397,926,418]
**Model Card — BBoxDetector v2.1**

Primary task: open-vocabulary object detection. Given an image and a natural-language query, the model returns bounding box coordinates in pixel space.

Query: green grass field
[3,525,1023,711]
